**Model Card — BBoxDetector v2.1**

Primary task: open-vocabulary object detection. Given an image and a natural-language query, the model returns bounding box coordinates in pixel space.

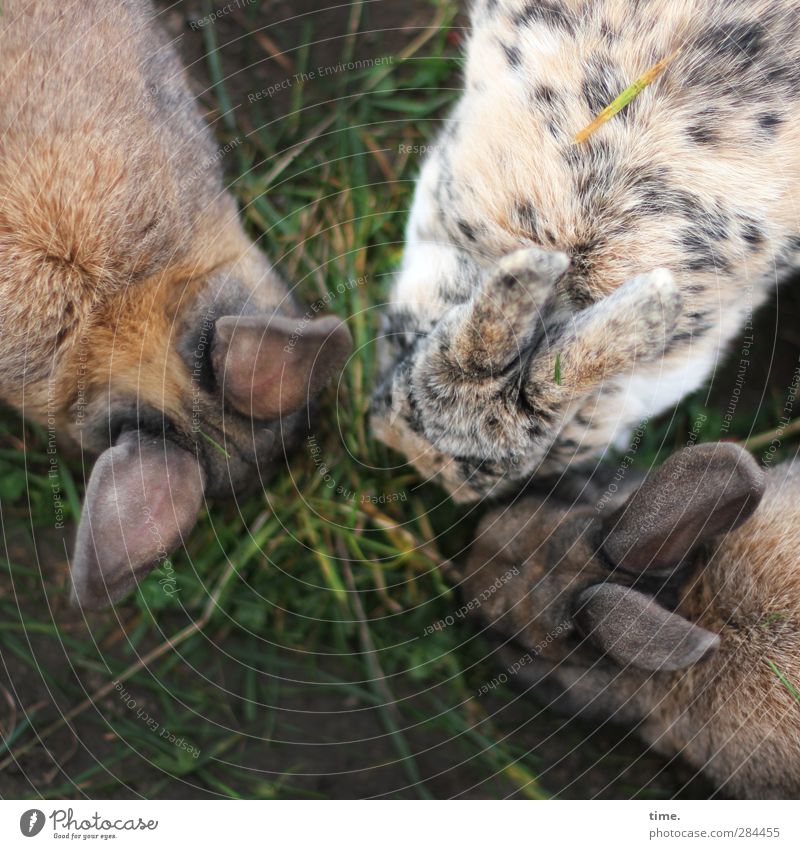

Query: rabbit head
[464,442,765,676]
[465,443,800,797]
[57,264,351,611]
[372,246,682,502]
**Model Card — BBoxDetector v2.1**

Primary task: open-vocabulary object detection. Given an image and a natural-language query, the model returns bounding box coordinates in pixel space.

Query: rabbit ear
[212,314,352,421]
[70,433,205,610]
[524,267,682,400]
[574,584,719,671]
[602,442,765,575]
[422,247,569,378]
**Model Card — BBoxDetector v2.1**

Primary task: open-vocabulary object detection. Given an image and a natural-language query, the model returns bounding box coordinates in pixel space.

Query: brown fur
[464,444,800,798]
[0,1,351,608]
[1,1,262,426]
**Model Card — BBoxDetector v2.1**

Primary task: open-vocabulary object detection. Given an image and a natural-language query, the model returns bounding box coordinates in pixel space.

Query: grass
[1,0,799,801]
[573,48,680,144]
[767,661,800,704]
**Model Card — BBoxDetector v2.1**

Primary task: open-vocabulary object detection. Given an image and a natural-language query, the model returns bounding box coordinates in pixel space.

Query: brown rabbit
[0,1,352,608]
[464,442,800,798]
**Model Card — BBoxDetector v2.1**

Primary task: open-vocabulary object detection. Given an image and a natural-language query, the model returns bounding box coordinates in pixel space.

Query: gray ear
[212,314,352,420]
[71,434,205,610]
[602,442,765,575]
[574,584,719,671]
[442,247,569,375]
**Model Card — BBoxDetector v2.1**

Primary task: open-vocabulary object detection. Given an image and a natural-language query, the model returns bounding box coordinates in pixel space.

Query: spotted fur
[371,0,800,501]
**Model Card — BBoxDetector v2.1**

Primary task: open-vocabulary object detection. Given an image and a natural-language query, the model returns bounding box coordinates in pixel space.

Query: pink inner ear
[118,456,199,565]
[70,434,205,610]
[235,357,286,409]
[213,314,352,421]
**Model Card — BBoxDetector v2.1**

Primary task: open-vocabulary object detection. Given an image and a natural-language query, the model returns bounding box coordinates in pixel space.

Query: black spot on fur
[457,219,477,242]
[571,241,598,265]
[582,58,627,118]
[515,200,541,240]
[684,18,789,98]
[687,123,718,145]
[532,84,564,134]
[512,1,574,33]
[758,112,784,135]
[697,20,765,60]
[680,228,731,273]
[633,169,704,220]
[740,218,766,251]
[564,138,617,198]
[497,273,520,289]
[687,310,711,328]
[533,85,561,106]
[699,206,731,242]
[561,144,581,171]
[519,408,547,438]
[565,242,601,307]
[502,42,522,68]
[684,231,711,258]
[534,85,559,108]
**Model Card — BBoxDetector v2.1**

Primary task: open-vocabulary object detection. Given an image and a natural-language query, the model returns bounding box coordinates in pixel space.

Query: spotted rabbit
[372,0,800,501]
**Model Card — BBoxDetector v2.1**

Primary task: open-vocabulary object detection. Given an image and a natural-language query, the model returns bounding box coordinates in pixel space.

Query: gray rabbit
[463,442,800,798]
